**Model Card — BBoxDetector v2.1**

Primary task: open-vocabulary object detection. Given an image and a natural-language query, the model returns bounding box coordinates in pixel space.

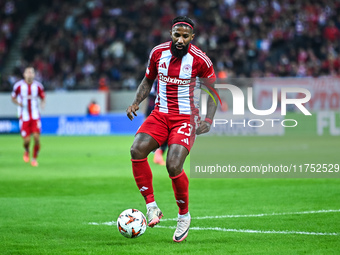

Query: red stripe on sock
[170,170,185,179]
[131,158,148,162]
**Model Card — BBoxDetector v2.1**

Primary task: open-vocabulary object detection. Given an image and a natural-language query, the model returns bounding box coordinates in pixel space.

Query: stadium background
[0,0,339,254]
[0,0,339,135]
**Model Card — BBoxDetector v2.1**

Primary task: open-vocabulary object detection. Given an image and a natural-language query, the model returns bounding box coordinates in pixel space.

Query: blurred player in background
[87,100,101,116]
[145,80,168,166]
[127,16,218,242]
[11,67,45,167]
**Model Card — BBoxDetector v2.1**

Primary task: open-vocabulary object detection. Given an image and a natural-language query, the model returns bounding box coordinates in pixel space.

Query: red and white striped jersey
[12,79,45,121]
[145,41,216,115]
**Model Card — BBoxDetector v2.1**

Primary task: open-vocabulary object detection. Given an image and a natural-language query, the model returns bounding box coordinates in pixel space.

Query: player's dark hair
[172,16,195,31]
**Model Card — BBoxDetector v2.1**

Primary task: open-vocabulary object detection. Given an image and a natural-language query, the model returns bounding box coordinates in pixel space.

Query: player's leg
[166,144,188,177]
[30,119,42,167]
[130,111,169,226]
[130,133,164,227]
[23,136,30,163]
[31,132,40,166]
[167,114,197,242]
[166,144,191,242]
[130,133,159,159]
[21,120,30,163]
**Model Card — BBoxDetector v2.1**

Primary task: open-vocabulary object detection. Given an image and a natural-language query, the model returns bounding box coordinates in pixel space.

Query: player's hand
[40,100,46,110]
[12,97,23,107]
[196,120,211,135]
[126,104,139,120]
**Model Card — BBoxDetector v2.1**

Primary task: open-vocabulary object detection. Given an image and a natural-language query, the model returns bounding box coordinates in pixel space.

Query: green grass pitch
[0,134,339,254]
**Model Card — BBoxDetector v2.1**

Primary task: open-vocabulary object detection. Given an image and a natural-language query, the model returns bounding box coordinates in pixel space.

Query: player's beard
[171,42,189,58]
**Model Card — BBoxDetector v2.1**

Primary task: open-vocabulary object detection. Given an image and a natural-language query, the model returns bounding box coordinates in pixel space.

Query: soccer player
[126,16,218,242]
[11,67,46,167]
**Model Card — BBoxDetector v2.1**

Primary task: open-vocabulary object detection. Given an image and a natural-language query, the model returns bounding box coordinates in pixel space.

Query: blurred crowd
[1,0,340,91]
[0,0,31,75]
[0,0,46,91]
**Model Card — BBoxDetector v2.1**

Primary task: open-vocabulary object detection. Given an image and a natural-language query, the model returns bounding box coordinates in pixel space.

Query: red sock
[33,144,40,159]
[171,170,189,215]
[132,158,155,204]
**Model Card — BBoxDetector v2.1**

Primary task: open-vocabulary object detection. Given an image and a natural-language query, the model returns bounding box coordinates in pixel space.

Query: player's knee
[130,144,145,159]
[166,159,182,176]
[130,145,138,159]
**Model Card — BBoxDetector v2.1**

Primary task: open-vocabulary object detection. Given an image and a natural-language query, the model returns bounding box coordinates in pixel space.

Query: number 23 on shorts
[177,122,193,136]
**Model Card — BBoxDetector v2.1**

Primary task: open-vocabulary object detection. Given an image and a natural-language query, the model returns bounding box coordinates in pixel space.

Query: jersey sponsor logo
[160,62,167,69]
[19,95,38,100]
[182,64,192,73]
[158,74,191,85]
[180,138,189,145]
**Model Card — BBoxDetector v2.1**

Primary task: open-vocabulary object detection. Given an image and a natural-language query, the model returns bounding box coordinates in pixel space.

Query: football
[117,209,147,238]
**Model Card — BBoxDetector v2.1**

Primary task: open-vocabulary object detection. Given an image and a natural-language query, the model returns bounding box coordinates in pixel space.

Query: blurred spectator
[98,76,109,92]
[87,100,100,115]
[1,0,340,92]
[323,21,340,42]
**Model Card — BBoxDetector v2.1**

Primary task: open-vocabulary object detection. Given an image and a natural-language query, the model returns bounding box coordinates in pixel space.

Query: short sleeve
[11,83,20,98]
[199,62,216,86]
[199,64,216,79]
[145,48,158,80]
[38,84,45,99]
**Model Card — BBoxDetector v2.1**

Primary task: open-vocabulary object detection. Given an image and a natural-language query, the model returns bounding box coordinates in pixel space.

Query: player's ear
[169,29,172,37]
[191,33,195,41]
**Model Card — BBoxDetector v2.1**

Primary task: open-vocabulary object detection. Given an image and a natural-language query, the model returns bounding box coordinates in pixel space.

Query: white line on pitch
[88,221,339,236]
[161,209,340,221]
[154,226,338,236]
[89,221,116,226]
[88,209,340,227]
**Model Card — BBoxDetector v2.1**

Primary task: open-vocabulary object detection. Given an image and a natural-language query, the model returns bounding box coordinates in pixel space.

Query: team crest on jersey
[182,64,192,73]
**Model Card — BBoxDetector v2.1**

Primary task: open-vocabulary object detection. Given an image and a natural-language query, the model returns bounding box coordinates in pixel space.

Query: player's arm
[196,83,218,135]
[37,84,46,110]
[11,96,23,107]
[127,45,157,120]
[40,97,46,110]
[11,85,23,107]
[126,76,154,120]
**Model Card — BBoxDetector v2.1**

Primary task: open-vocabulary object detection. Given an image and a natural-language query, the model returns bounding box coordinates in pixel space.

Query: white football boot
[146,206,163,227]
[173,212,191,242]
